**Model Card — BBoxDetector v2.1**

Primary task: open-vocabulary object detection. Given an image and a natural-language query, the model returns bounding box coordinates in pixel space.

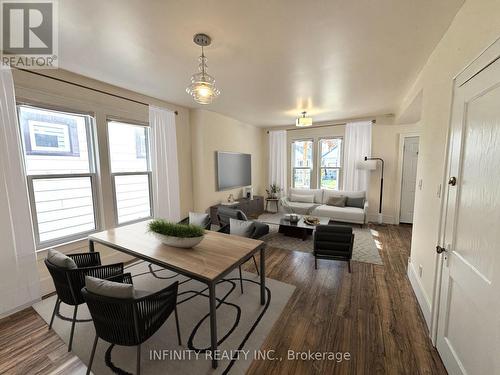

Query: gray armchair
[216,206,269,239]
[216,206,268,293]
[313,225,354,272]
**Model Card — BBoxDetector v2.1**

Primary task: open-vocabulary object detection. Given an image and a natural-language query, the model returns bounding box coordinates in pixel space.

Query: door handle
[436,245,447,254]
[448,176,457,186]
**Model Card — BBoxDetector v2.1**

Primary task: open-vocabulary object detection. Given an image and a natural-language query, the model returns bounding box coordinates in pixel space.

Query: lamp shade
[357,159,377,170]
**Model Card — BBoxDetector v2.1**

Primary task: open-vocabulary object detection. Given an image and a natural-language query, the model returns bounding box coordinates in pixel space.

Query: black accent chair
[82,273,181,375]
[313,225,354,272]
[216,206,269,293]
[178,213,212,230]
[44,252,124,351]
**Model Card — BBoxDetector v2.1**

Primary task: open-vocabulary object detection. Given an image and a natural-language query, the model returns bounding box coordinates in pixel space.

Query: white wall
[13,69,194,295]
[266,119,421,223]
[368,122,421,223]
[398,0,500,325]
[190,109,267,212]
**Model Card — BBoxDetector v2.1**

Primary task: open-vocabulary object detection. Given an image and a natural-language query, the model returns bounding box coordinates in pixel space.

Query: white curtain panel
[268,130,287,195]
[149,106,181,222]
[343,121,372,191]
[0,65,40,316]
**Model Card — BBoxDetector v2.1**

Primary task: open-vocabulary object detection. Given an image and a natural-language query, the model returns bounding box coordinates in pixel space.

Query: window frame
[17,103,101,250]
[318,137,343,190]
[291,138,314,189]
[106,119,154,226]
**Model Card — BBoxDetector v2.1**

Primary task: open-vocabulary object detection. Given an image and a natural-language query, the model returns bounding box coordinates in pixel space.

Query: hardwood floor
[0,224,446,375]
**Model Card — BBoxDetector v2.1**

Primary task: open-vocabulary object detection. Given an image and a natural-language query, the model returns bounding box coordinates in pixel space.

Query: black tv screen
[216,151,251,191]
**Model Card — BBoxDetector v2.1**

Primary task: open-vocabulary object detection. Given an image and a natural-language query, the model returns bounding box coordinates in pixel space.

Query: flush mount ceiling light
[296,111,313,127]
[186,33,221,105]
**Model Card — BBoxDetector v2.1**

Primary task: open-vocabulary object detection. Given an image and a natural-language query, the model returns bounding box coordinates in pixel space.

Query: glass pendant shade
[296,112,313,127]
[186,55,220,104]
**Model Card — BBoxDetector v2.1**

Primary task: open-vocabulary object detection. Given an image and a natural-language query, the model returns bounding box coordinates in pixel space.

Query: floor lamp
[359,156,384,224]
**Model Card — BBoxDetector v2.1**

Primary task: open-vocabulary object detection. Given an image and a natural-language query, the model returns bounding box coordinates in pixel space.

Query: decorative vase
[152,233,205,248]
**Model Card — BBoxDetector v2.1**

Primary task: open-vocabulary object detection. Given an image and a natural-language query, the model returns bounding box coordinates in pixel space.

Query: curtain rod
[14,68,178,115]
[266,119,376,134]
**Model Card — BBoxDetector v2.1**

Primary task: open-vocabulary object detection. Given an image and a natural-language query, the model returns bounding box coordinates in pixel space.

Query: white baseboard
[366,213,395,224]
[0,299,41,319]
[407,260,432,330]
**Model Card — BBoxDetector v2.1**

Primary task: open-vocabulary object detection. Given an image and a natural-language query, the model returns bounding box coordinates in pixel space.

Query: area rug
[33,261,295,375]
[258,213,383,266]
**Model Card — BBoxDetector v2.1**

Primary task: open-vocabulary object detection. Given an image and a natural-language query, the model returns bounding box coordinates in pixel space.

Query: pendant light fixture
[296,111,313,127]
[186,33,221,104]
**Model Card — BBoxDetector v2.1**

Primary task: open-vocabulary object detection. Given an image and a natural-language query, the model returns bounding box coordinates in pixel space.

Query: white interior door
[437,54,500,375]
[399,136,419,223]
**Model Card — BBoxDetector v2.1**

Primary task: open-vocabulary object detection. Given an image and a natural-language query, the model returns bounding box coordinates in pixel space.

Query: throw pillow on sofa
[327,196,347,207]
[290,194,315,203]
[346,196,365,208]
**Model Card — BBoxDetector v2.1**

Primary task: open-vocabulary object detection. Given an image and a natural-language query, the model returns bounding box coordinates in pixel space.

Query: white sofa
[281,188,368,225]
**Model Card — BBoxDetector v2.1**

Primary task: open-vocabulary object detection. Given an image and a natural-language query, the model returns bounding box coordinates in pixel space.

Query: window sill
[35,237,89,259]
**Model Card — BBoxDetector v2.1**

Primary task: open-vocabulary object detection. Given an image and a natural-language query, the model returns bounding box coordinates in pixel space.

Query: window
[319,138,342,190]
[291,140,313,188]
[108,120,152,225]
[17,105,98,248]
[19,107,81,157]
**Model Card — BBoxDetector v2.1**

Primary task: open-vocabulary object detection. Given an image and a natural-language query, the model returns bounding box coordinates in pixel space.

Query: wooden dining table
[88,220,266,369]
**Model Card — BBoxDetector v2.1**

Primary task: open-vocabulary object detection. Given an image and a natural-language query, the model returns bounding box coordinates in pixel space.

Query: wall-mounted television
[216,151,251,191]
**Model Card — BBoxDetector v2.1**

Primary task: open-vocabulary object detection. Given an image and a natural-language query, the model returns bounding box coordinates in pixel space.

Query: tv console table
[209,196,264,225]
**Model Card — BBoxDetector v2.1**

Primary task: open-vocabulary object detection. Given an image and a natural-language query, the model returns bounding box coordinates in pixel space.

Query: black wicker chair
[313,225,354,272]
[44,252,124,351]
[82,273,181,375]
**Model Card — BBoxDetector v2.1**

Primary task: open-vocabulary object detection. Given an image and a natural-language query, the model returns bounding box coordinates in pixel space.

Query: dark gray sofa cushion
[346,196,365,208]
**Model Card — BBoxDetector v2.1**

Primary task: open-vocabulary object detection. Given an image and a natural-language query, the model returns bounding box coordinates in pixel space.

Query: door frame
[430,37,500,348]
[394,132,419,225]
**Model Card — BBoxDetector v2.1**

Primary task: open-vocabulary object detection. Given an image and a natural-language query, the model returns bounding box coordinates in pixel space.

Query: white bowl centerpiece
[148,219,205,249]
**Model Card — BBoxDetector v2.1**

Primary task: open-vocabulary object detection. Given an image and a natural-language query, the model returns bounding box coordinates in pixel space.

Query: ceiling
[58,0,463,126]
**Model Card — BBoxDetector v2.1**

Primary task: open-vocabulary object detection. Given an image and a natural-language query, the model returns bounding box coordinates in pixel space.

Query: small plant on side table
[266,184,282,199]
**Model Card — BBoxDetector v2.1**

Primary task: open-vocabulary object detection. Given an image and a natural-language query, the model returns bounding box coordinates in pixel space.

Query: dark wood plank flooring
[0,224,446,374]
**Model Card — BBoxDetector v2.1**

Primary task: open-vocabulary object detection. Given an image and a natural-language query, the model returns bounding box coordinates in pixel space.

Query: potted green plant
[148,219,205,248]
[266,184,282,199]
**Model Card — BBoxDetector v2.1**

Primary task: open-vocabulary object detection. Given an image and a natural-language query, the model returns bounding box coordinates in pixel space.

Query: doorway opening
[399,136,419,224]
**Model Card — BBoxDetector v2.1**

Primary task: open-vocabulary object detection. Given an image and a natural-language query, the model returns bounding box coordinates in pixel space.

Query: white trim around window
[17,104,101,250]
[318,137,343,190]
[291,138,314,189]
[107,119,154,226]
